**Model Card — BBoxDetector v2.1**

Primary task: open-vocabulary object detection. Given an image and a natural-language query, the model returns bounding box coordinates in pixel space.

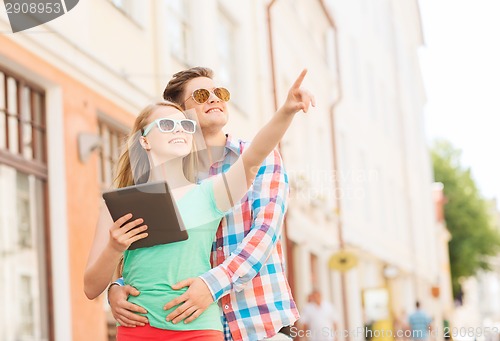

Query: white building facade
[0,1,451,340]
[323,0,448,339]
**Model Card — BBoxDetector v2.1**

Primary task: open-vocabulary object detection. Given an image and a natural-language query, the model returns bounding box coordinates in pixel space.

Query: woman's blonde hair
[114,101,199,188]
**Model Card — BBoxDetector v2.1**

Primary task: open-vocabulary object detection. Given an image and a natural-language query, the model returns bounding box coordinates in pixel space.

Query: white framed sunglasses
[142,118,197,137]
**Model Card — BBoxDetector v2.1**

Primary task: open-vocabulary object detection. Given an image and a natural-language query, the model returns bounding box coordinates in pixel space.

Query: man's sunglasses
[184,87,231,105]
[142,118,197,137]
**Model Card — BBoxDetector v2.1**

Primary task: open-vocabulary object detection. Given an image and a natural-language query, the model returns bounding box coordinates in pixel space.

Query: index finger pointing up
[291,69,308,89]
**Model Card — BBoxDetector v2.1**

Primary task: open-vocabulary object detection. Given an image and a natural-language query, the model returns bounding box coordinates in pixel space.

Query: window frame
[216,5,245,112]
[96,113,128,340]
[0,65,52,341]
[166,0,193,65]
[97,112,128,191]
[108,0,143,28]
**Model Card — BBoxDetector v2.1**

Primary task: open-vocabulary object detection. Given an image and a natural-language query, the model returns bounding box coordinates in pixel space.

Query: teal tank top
[122,180,225,331]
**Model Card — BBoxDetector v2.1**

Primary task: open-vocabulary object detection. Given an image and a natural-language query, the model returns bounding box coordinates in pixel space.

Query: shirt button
[217,246,222,251]
[224,305,230,309]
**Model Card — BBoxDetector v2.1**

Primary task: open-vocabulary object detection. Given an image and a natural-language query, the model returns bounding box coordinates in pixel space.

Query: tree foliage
[431,140,500,297]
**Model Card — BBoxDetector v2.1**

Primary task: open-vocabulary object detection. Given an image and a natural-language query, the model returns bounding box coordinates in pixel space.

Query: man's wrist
[198,275,217,301]
[199,267,232,301]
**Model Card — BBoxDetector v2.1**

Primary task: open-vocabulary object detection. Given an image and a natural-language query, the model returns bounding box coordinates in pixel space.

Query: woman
[84,70,314,340]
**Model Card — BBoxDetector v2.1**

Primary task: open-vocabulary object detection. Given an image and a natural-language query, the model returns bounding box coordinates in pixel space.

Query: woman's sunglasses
[142,118,197,137]
[184,87,231,105]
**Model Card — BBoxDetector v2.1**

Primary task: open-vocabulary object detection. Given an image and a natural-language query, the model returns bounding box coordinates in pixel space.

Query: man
[108,67,303,340]
[408,301,432,341]
[299,289,338,341]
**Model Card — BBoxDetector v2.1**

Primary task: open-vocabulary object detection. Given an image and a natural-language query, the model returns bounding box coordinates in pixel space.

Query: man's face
[182,77,229,133]
[312,292,322,305]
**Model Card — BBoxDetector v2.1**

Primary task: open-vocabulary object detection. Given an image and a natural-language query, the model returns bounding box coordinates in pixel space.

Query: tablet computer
[102,181,188,250]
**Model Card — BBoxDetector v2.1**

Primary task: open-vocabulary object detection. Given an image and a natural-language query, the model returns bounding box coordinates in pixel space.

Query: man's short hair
[163,67,214,106]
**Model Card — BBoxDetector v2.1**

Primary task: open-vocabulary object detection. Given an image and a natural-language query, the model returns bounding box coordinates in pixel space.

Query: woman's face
[141,105,194,164]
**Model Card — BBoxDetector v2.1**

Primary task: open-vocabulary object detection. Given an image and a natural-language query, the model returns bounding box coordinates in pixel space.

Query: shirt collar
[223,134,242,158]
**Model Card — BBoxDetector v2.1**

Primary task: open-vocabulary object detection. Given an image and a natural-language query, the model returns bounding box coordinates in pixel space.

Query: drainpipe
[325,11,351,341]
[266,0,279,111]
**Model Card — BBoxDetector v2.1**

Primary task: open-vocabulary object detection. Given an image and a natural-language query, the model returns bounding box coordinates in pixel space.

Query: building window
[97,116,127,190]
[17,173,32,248]
[339,132,351,211]
[110,0,126,8]
[366,64,377,120]
[349,37,363,102]
[110,0,130,14]
[217,9,237,89]
[167,0,192,64]
[0,70,46,163]
[0,66,50,340]
[359,151,371,222]
[310,253,319,287]
[96,115,128,340]
[325,27,336,70]
[109,0,144,26]
[19,274,35,335]
[378,169,387,231]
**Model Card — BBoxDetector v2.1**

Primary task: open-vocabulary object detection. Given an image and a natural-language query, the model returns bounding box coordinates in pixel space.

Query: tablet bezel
[102,181,188,250]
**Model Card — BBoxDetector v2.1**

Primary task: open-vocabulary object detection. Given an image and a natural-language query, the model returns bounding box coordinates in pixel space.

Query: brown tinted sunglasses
[184,87,231,105]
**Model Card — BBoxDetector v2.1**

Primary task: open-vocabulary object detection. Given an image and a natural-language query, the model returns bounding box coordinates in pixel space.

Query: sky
[418,0,500,209]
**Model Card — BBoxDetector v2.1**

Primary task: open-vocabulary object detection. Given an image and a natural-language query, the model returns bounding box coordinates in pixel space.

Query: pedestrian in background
[299,289,339,341]
[408,302,432,341]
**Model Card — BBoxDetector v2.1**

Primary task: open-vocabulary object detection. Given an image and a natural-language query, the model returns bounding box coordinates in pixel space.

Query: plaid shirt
[198,135,299,341]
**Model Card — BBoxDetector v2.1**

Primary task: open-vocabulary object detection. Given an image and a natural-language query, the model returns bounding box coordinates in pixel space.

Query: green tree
[431,140,500,298]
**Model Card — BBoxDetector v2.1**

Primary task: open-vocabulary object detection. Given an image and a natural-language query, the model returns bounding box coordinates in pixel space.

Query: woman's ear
[139,136,151,151]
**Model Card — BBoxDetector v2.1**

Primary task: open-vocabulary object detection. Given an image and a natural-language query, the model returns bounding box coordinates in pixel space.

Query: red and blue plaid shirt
[198,135,299,341]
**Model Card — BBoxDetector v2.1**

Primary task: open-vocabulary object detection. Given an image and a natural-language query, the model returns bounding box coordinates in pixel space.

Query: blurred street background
[1,0,499,340]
